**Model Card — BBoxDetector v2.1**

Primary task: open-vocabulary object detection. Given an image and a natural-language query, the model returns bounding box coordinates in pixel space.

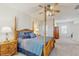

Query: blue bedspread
[18,36,52,56]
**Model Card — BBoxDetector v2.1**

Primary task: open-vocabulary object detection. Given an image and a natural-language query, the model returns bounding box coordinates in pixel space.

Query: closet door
[54,26,59,39]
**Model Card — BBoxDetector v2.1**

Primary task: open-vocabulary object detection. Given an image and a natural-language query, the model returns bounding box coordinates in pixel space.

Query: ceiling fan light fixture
[46,11,52,16]
[50,6,54,10]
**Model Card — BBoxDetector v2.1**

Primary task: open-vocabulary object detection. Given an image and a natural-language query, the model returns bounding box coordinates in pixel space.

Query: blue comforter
[18,36,52,56]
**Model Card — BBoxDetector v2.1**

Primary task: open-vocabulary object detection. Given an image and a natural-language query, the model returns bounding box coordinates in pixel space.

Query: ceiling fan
[38,3,60,16]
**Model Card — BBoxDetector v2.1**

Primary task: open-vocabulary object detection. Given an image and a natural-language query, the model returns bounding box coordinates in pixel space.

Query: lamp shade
[1,27,12,33]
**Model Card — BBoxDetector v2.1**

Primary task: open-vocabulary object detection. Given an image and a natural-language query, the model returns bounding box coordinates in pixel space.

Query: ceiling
[1,3,79,23]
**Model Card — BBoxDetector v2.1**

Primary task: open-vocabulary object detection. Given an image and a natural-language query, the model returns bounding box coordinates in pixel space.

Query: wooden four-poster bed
[14,16,55,56]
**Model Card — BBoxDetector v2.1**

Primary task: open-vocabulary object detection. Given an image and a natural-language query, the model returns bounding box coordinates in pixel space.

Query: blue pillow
[29,32,36,38]
[18,32,36,39]
[22,32,31,39]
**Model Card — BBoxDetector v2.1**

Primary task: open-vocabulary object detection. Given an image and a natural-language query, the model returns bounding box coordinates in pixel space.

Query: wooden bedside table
[0,39,17,56]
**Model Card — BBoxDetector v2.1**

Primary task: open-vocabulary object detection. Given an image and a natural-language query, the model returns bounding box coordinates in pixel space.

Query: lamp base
[6,33,9,42]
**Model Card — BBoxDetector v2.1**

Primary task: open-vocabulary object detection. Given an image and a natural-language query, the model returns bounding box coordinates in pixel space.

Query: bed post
[32,20,34,32]
[44,6,47,56]
[14,16,17,40]
[53,15,55,39]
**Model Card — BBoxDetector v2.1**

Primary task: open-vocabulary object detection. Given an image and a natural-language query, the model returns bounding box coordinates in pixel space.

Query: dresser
[54,27,59,39]
[0,39,17,56]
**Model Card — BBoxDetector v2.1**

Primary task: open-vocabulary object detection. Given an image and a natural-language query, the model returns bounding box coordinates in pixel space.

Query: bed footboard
[43,39,55,56]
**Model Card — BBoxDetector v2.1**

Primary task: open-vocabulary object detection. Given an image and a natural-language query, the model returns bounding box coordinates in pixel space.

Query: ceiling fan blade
[53,10,60,12]
[75,5,79,9]
[38,5,44,8]
[53,3,59,6]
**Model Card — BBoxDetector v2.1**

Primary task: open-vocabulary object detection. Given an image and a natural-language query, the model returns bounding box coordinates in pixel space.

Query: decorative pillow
[22,32,31,39]
[30,32,34,38]
[18,32,37,39]
[30,32,36,38]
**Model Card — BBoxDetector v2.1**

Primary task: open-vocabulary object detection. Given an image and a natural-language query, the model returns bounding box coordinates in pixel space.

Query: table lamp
[1,27,12,41]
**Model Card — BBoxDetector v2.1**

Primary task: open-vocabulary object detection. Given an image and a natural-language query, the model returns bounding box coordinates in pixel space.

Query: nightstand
[0,39,17,56]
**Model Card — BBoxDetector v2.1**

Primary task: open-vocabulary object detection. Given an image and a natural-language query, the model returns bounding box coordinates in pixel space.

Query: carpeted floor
[50,39,79,56]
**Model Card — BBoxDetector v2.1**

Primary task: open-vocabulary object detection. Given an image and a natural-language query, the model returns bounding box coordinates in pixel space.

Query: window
[61,25,67,34]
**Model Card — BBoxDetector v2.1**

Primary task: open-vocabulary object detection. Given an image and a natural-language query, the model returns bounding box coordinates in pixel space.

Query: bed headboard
[13,16,34,39]
[17,29,33,33]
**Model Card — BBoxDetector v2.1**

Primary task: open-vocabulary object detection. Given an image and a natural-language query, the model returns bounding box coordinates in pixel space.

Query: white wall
[57,21,79,43]
[16,12,32,30]
[38,16,54,37]
[0,5,32,42]
[0,5,32,30]
[72,23,79,41]
[58,22,73,38]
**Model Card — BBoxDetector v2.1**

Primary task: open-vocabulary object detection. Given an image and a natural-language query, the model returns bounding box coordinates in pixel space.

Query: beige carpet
[50,40,79,56]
